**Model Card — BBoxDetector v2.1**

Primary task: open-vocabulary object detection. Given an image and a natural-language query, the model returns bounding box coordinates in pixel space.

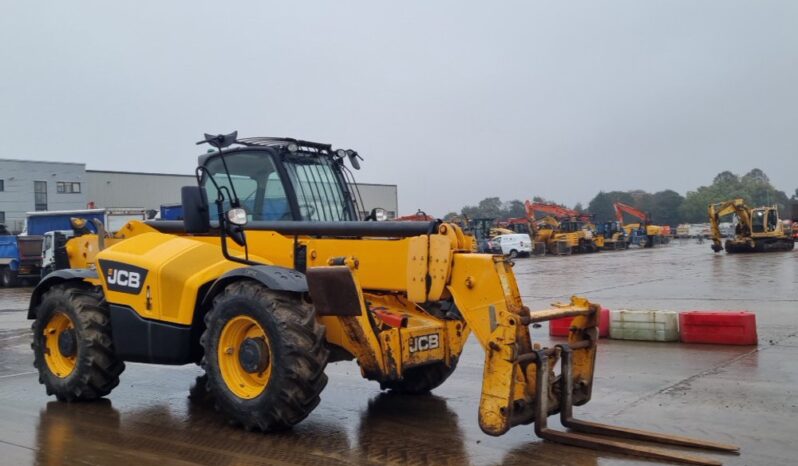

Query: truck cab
[41,230,75,277]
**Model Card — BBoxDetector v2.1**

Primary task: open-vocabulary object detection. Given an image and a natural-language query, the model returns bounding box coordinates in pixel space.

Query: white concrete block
[609,309,679,342]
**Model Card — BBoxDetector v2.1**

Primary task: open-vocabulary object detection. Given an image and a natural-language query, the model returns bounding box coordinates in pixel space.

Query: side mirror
[182,186,210,233]
[348,151,361,170]
[335,149,362,170]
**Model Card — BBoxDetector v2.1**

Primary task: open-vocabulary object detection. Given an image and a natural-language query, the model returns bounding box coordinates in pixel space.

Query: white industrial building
[85,170,194,211]
[0,159,88,232]
[1,159,398,233]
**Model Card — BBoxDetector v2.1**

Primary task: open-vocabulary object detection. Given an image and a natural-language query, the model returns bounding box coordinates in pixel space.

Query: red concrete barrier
[550,307,610,338]
[679,311,757,345]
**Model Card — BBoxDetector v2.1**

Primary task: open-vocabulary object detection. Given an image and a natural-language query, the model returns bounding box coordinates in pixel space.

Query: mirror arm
[216,197,260,267]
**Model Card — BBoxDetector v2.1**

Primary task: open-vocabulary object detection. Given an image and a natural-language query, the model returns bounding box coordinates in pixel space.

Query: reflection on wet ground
[0,242,795,465]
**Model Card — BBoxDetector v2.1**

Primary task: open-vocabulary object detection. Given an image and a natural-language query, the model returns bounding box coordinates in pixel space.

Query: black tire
[508,249,519,259]
[201,280,329,431]
[380,358,459,394]
[31,284,125,401]
[1,268,18,287]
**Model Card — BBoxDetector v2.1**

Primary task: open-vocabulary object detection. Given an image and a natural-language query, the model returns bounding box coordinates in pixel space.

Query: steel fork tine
[538,429,724,466]
[529,347,736,466]
[558,346,739,454]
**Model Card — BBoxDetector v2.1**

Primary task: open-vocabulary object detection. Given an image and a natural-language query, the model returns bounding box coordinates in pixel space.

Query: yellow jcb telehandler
[29,133,737,465]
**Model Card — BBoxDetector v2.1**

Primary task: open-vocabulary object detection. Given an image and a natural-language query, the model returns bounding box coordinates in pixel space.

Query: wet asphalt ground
[0,240,795,465]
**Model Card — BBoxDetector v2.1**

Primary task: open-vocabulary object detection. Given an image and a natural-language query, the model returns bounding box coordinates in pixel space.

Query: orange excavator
[613,202,669,248]
[525,202,601,255]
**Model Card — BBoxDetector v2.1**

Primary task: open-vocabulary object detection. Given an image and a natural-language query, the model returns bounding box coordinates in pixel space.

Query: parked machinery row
[451,201,672,257]
[442,196,796,258]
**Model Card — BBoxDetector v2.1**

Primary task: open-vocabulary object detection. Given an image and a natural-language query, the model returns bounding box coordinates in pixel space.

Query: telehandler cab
[29,133,737,465]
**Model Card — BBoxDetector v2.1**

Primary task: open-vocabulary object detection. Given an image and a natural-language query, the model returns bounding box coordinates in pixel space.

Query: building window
[34,181,48,211]
[57,181,81,194]
[0,212,5,224]
[0,179,4,191]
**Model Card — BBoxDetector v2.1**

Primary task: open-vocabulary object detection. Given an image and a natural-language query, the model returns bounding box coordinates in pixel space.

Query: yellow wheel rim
[218,315,272,399]
[43,312,77,378]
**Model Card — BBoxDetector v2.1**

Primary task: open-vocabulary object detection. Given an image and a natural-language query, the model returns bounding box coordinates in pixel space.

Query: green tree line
[444,169,795,225]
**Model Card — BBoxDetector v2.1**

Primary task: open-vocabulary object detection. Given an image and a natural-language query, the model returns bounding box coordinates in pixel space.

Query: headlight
[369,207,388,221]
[227,208,248,226]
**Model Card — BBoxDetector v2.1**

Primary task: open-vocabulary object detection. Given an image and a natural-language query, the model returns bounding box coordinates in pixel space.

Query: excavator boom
[614,201,649,225]
[613,202,668,247]
[525,201,579,220]
[708,199,750,252]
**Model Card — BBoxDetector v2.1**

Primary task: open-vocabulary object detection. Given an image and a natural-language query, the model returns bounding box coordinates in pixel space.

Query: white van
[493,234,532,258]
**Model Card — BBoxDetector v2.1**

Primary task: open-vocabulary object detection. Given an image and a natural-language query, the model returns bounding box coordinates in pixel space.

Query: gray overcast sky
[2,1,797,216]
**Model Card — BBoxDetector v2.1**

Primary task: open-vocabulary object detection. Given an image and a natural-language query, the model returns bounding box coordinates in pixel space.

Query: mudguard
[28,268,99,319]
[200,265,308,309]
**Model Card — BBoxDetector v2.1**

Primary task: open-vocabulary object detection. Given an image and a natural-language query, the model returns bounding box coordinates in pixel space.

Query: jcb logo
[107,269,141,288]
[99,260,148,294]
[409,333,440,353]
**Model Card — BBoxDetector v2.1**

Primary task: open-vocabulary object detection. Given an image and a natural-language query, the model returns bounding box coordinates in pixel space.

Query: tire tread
[31,283,125,401]
[200,280,328,431]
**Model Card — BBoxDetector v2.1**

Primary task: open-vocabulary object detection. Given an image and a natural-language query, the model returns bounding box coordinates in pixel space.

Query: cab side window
[263,172,291,220]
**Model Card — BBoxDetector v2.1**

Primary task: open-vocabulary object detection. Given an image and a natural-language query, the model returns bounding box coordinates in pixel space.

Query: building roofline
[0,158,85,166]
[87,169,195,178]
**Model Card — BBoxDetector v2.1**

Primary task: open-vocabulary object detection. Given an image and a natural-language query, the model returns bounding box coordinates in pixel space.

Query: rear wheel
[380,358,459,394]
[31,284,125,401]
[201,281,329,431]
[1,268,18,287]
[508,249,519,259]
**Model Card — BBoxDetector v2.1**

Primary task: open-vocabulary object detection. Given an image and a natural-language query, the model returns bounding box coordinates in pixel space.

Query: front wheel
[31,284,125,401]
[201,281,329,431]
